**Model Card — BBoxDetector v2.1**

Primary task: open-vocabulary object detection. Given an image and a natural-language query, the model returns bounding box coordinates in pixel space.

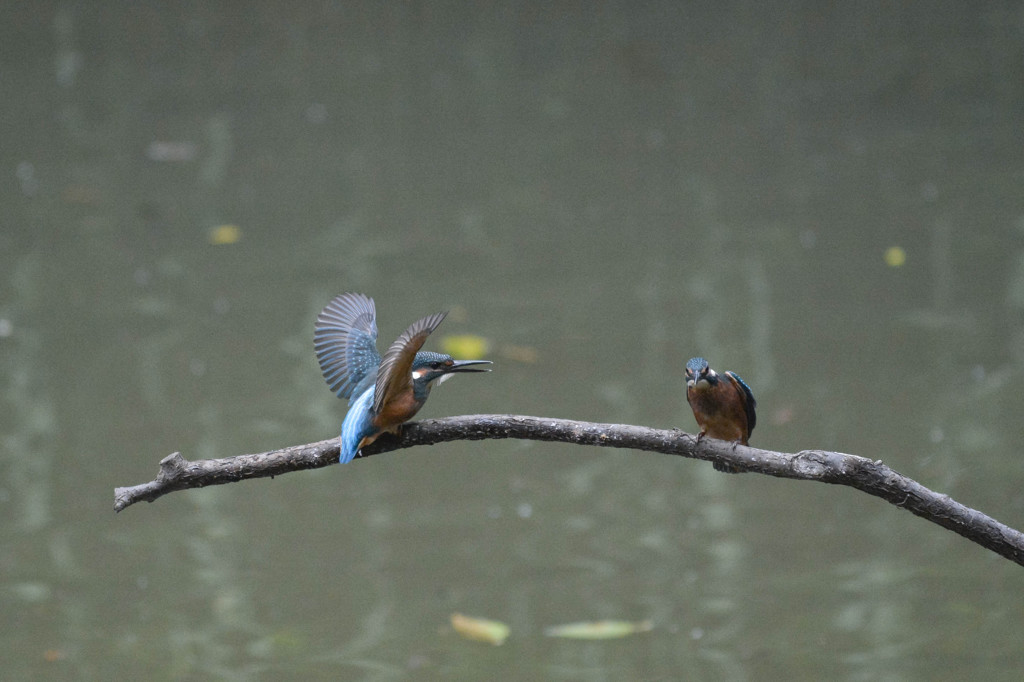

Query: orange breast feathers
[371,389,425,434]
[687,383,751,444]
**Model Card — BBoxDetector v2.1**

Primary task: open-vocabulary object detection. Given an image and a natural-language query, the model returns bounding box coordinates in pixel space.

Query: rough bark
[113,414,1024,567]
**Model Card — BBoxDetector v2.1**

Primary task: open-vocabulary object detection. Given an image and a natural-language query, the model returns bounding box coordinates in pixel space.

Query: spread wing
[314,293,381,400]
[373,311,448,414]
[724,371,757,436]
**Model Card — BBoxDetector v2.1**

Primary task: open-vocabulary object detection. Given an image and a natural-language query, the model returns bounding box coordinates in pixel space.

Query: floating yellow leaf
[544,620,653,639]
[884,246,906,267]
[451,613,509,645]
[209,224,242,245]
[441,334,491,360]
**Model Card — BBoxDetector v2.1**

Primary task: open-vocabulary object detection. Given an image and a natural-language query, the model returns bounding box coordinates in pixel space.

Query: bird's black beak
[447,359,493,373]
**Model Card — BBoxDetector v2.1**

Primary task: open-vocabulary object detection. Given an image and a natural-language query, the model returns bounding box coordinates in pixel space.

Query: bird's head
[411,351,492,392]
[685,356,716,389]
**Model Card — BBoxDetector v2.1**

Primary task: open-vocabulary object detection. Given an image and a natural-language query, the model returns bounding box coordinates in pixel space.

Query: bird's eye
[431,362,442,370]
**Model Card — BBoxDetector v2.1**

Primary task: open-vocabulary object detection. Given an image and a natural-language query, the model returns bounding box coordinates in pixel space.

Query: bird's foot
[713,439,745,474]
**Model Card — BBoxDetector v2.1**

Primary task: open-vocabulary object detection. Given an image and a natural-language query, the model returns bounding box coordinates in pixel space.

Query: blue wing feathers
[339,387,376,463]
[725,371,757,435]
[314,293,382,400]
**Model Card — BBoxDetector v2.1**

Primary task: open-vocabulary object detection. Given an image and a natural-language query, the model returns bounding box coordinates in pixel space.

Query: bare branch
[114,414,1024,567]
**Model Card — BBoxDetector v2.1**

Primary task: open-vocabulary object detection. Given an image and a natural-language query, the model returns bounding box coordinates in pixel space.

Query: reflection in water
[4,256,57,532]
[171,405,261,678]
[834,560,913,676]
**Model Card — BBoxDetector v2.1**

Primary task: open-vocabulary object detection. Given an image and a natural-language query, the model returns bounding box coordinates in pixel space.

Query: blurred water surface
[3,3,1024,679]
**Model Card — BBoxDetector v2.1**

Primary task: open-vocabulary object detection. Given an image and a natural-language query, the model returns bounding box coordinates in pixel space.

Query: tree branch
[114,414,1024,567]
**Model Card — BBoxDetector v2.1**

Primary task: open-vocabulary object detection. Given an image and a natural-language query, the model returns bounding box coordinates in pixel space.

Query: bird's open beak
[447,359,493,372]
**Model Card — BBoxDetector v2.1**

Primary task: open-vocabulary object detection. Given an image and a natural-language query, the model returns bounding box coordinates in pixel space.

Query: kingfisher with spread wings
[314,293,492,463]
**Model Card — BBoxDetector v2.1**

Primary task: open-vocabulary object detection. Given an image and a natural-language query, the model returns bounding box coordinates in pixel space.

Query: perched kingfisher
[684,357,757,470]
[314,292,492,463]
